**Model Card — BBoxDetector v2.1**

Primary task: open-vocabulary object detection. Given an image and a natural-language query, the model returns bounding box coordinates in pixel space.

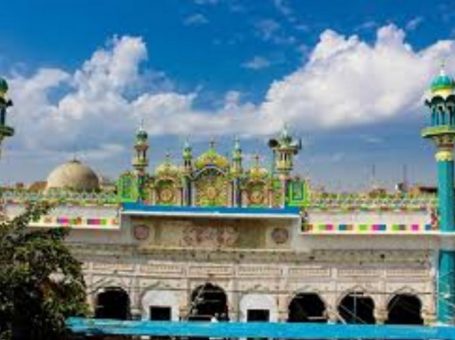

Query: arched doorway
[288,293,327,323]
[95,287,130,320]
[189,283,228,321]
[338,292,375,324]
[386,294,423,325]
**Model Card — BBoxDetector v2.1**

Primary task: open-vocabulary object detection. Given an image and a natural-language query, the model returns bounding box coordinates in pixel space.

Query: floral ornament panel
[246,181,267,207]
[155,179,178,205]
[182,225,238,248]
[195,168,229,206]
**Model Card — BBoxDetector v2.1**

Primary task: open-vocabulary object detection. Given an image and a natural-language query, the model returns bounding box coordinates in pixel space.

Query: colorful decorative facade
[117,129,306,209]
[2,68,454,326]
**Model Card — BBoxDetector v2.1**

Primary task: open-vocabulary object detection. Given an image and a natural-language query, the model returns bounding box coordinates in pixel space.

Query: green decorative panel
[272,179,283,207]
[287,179,309,207]
[195,168,229,207]
[155,179,179,205]
[117,173,138,203]
[245,181,267,207]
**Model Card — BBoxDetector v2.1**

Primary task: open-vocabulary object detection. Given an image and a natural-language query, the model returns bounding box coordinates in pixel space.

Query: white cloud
[6,24,455,162]
[405,16,424,31]
[184,13,209,26]
[242,56,271,70]
[254,19,296,45]
[260,24,455,130]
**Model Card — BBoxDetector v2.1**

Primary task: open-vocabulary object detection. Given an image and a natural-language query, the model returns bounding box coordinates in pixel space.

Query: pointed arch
[386,293,423,325]
[337,291,375,324]
[288,292,327,323]
[94,286,130,320]
[189,283,229,321]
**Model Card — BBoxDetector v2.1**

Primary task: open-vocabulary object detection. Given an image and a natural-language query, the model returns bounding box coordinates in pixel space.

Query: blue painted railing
[67,318,455,339]
[122,202,301,215]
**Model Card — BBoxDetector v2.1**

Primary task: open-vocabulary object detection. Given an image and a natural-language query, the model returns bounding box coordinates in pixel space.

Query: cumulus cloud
[260,25,455,129]
[242,56,271,70]
[6,24,455,161]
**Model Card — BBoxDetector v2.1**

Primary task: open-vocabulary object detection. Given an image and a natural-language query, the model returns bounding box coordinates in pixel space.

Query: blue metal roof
[122,202,300,217]
[67,318,455,339]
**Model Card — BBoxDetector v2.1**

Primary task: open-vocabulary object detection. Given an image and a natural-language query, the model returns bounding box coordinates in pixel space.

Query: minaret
[182,139,193,206]
[231,137,243,207]
[132,123,149,201]
[422,65,455,324]
[231,137,243,175]
[0,77,14,153]
[268,125,302,206]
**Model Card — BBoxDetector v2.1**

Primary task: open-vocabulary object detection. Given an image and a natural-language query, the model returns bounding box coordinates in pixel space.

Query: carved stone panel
[288,266,331,278]
[238,266,282,277]
[189,265,233,277]
[182,225,239,248]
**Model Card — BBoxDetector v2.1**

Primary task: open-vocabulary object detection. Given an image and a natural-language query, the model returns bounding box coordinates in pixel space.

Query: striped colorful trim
[37,216,119,227]
[302,223,433,233]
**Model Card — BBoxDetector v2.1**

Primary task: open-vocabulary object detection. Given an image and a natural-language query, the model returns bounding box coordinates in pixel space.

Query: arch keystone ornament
[422,65,455,324]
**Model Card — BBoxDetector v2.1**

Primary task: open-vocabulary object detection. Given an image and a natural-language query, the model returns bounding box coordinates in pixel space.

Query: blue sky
[0,0,454,190]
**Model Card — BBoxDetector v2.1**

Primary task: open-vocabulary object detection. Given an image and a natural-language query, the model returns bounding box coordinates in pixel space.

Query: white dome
[45,160,100,192]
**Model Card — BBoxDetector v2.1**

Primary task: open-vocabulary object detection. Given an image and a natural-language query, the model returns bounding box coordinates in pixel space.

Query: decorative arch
[90,277,130,300]
[385,286,420,306]
[290,286,330,306]
[94,286,130,320]
[189,282,229,321]
[335,285,372,306]
[386,293,423,325]
[337,291,375,324]
[193,167,230,207]
[288,292,327,323]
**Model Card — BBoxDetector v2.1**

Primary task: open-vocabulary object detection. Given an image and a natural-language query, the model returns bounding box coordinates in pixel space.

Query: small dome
[136,128,148,140]
[45,159,100,192]
[155,162,180,177]
[247,155,269,179]
[248,166,269,179]
[195,148,229,170]
[430,68,455,96]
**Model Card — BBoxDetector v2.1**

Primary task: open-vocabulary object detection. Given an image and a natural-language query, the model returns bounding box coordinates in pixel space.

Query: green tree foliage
[0,202,88,339]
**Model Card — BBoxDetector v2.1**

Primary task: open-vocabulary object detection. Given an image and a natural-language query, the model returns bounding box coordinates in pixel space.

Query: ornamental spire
[440,59,448,76]
[132,121,149,173]
[182,138,193,172]
[231,136,243,175]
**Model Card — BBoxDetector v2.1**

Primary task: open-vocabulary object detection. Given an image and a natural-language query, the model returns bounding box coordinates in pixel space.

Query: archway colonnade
[92,284,425,325]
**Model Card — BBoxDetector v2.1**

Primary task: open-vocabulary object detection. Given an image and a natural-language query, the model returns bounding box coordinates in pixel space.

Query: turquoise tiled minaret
[422,66,455,324]
[0,77,14,151]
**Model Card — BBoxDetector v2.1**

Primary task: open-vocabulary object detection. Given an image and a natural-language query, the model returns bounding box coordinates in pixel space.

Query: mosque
[1,68,455,327]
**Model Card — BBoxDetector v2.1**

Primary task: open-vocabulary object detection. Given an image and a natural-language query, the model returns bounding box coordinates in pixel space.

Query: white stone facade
[18,203,439,324]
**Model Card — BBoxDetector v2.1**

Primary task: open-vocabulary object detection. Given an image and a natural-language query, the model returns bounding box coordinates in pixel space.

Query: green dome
[0,78,8,94]
[430,69,455,93]
[136,128,148,140]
